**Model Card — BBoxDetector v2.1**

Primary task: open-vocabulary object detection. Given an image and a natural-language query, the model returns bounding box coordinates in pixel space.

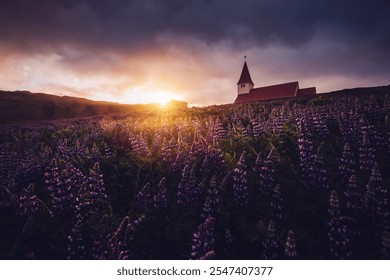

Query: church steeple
[237,59,254,95]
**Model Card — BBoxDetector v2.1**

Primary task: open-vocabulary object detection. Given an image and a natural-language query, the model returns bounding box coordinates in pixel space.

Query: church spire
[237,61,254,85]
[237,59,254,95]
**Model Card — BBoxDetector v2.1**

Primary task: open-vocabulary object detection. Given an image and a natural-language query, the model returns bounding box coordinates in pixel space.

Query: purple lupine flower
[17,183,39,216]
[206,117,226,142]
[328,190,341,217]
[284,230,297,259]
[119,215,145,260]
[200,196,213,221]
[100,216,131,260]
[270,184,283,224]
[214,117,227,140]
[344,175,362,217]
[207,175,220,211]
[211,146,226,172]
[271,113,288,135]
[90,143,102,162]
[177,164,190,207]
[100,215,145,260]
[103,142,114,159]
[233,151,248,207]
[200,154,210,176]
[188,163,202,208]
[366,95,382,124]
[242,123,252,138]
[258,148,277,195]
[338,113,359,151]
[359,131,376,172]
[297,119,316,183]
[263,220,279,260]
[251,117,264,138]
[201,147,226,176]
[363,163,388,229]
[387,131,390,156]
[382,231,390,260]
[77,162,108,217]
[187,140,206,166]
[67,217,87,259]
[253,152,263,173]
[172,152,186,174]
[161,137,176,165]
[45,160,79,216]
[312,113,329,137]
[225,228,233,248]
[339,142,356,183]
[129,132,150,158]
[311,145,329,189]
[191,216,216,260]
[153,177,167,211]
[177,161,202,208]
[325,115,339,134]
[135,182,153,210]
[89,162,108,204]
[328,190,352,259]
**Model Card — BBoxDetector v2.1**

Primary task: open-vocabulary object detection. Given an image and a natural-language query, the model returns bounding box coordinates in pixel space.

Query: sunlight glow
[124,88,184,106]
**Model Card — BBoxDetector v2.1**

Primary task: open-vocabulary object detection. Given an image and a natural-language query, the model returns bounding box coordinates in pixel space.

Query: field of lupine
[0,93,389,260]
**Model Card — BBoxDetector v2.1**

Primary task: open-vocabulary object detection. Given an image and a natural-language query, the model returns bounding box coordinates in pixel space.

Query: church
[234,60,316,104]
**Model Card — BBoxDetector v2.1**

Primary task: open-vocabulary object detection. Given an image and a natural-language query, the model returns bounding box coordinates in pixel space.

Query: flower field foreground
[0,93,389,259]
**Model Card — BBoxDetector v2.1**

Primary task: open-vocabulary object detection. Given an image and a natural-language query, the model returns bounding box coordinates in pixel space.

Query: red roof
[237,61,254,85]
[297,87,317,96]
[234,81,299,103]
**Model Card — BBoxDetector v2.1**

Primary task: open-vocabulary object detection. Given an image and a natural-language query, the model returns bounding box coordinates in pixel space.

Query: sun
[153,91,179,106]
[123,87,184,106]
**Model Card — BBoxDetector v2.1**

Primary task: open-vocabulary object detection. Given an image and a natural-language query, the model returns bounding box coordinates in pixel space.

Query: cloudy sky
[0,0,389,106]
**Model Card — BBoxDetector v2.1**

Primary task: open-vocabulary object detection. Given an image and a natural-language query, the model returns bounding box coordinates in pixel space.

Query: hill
[319,85,390,97]
[0,90,187,124]
[1,85,388,124]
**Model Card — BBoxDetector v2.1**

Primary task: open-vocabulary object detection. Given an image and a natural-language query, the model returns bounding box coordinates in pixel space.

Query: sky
[0,0,389,106]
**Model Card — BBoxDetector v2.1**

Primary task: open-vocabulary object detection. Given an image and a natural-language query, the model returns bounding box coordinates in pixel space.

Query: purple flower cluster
[99,215,145,260]
[258,148,278,195]
[359,131,376,172]
[177,164,201,208]
[270,184,283,224]
[263,220,279,260]
[17,183,39,216]
[327,190,352,259]
[284,230,297,259]
[233,151,248,207]
[200,147,225,176]
[129,132,150,159]
[344,175,362,218]
[77,162,109,216]
[339,142,356,183]
[135,183,153,210]
[153,177,168,211]
[363,163,388,229]
[297,119,316,184]
[191,216,216,260]
[382,231,390,259]
[312,145,329,189]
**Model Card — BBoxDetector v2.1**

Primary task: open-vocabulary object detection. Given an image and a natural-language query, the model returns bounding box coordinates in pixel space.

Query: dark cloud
[1,0,389,48]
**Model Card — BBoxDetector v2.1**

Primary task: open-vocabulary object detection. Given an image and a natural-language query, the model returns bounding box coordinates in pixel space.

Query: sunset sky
[0,0,389,106]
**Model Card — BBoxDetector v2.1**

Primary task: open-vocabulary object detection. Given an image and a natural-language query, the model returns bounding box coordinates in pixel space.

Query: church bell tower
[237,59,254,95]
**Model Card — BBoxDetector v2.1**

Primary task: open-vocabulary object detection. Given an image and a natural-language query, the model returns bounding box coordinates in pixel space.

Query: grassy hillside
[0,90,166,124]
[1,85,388,124]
